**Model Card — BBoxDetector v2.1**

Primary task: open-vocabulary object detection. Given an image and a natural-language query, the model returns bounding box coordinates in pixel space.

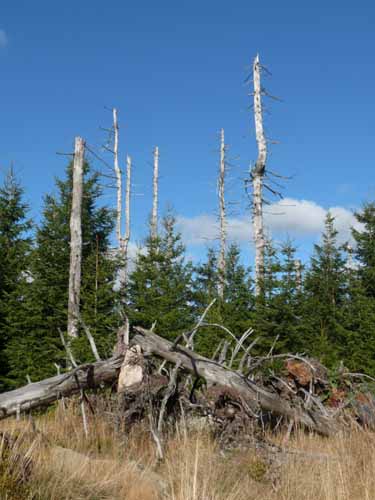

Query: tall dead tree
[217,128,227,299]
[123,154,132,282]
[111,108,132,287]
[252,54,267,296]
[67,137,85,339]
[151,146,159,240]
[112,108,123,251]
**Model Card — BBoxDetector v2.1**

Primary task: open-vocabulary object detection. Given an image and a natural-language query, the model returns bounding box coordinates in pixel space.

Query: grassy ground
[1,399,375,499]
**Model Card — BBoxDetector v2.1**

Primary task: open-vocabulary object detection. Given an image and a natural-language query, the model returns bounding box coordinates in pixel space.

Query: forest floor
[1,398,374,500]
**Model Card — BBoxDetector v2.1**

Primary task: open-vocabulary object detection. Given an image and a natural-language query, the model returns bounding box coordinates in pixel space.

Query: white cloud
[0,30,8,48]
[177,198,363,246]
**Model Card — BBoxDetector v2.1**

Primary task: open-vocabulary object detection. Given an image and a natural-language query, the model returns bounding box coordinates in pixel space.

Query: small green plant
[248,458,268,482]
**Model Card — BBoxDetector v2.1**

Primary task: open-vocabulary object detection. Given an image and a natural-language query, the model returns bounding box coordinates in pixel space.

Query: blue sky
[1,0,375,265]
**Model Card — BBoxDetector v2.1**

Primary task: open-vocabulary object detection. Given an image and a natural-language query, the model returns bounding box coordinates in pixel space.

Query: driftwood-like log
[0,327,336,436]
[132,327,336,436]
[0,357,123,420]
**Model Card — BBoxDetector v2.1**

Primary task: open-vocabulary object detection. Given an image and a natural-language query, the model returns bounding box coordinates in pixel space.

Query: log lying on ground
[132,327,337,436]
[0,356,123,420]
[0,327,336,436]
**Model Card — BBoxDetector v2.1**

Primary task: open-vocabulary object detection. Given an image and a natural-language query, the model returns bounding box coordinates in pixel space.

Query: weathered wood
[217,128,226,299]
[151,146,159,240]
[0,327,336,436]
[67,136,85,339]
[0,357,122,420]
[123,154,132,283]
[113,108,123,248]
[118,345,143,392]
[252,54,266,296]
[132,327,336,436]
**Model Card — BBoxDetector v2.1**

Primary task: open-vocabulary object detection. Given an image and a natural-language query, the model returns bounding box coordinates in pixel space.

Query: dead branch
[132,327,336,436]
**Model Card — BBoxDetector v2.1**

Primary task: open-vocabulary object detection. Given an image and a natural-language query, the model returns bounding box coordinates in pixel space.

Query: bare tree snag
[112,108,123,250]
[123,155,132,282]
[252,54,267,296]
[111,109,132,288]
[218,128,227,299]
[151,146,159,240]
[67,137,85,339]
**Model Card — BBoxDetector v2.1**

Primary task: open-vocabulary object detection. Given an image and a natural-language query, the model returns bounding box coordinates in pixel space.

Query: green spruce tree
[4,162,117,385]
[0,169,32,390]
[128,212,193,341]
[302,213,349,366]
[342,203,375,375]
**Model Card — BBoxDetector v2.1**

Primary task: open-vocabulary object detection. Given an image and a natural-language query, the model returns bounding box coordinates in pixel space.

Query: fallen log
[0,356,123,420]
[0,327,336,436]
[132,327,337,436]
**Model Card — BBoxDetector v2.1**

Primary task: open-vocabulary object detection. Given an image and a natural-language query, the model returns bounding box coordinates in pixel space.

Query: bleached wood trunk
[218,128,226,299]
[151,146,159,240]
[252,54,267,296]
[123,155,132,282]
[67,137,85,339]
[113,108,123,250]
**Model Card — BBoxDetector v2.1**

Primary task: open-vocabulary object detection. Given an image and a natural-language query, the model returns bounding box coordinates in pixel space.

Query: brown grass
[1,400,375,499]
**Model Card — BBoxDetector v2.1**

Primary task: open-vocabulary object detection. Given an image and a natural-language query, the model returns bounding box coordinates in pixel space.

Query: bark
[132,327,336,436]
[252,54,266,296]
[217,128,226,299]
[151,146,159,240]
[67,136,85,339]
[0,357,123,420]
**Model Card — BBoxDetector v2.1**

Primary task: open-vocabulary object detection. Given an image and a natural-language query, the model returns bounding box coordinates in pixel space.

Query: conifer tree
[128,212,193,341]
[193,244,253,357]
[352,203,375,297]
[342,203,375,374]
[302,213,348,365]
[0,169,32,390]
[222,244,254,333]
[4,162,117,385]
[271,239,305,353]
[252,238,282,352]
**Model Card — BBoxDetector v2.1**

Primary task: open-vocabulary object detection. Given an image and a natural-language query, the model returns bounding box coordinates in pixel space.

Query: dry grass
[1,400,375,499]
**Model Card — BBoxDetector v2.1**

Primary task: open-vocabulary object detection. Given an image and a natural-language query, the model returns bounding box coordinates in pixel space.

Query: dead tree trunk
[0,357,123,420]
[67,137,85,339]
[151,146,159,240]
[123,155,132,282]
[0,327,336,436]
[112,108,132,288]
[113,108,123,250]
[217,128,227,299]
[252,54,267,296]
